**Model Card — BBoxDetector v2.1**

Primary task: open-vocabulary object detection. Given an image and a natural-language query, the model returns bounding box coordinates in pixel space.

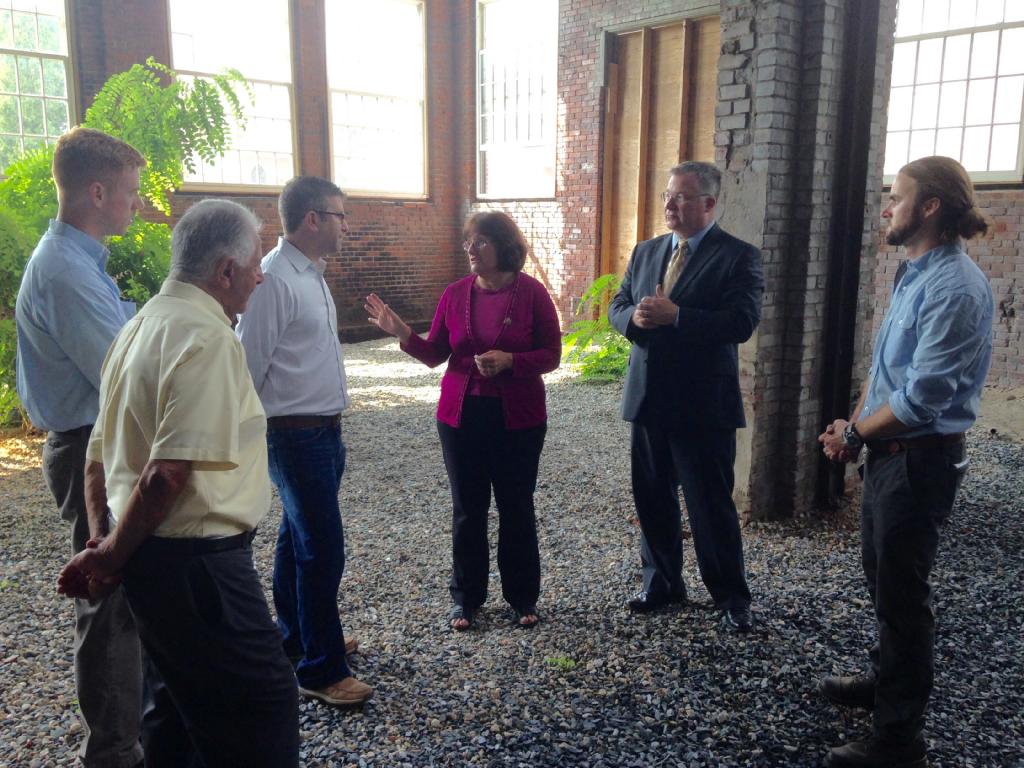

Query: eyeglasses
[661,192,709,204]
[462,238,492,251]
[316,210,347,221]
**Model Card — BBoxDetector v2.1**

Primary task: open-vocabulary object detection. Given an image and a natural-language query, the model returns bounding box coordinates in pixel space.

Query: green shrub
[562,273,631,382]
[0,58,247,424]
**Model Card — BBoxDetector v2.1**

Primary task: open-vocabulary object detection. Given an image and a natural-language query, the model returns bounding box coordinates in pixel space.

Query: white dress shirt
[236,238,349,418]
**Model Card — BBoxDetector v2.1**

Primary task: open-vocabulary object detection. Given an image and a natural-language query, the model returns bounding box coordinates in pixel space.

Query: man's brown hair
[900,155,990,242]
[51,127,146,196]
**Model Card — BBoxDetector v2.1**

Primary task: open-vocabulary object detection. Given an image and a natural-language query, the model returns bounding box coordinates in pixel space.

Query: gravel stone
[0,338,1021,766]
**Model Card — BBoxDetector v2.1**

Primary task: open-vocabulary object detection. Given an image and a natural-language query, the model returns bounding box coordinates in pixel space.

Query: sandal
[513,607,540,629]
[448,605,474,631]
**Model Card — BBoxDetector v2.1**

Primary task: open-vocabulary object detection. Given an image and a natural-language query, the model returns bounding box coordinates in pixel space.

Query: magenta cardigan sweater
[401,272,561,429]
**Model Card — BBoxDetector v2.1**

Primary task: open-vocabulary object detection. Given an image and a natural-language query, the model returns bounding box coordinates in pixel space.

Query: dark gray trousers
[630,419,751,610]
[43,427,143,768]
[861,441,966,744]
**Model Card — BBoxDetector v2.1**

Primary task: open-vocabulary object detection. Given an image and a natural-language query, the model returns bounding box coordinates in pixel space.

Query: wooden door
[601,18,720,277]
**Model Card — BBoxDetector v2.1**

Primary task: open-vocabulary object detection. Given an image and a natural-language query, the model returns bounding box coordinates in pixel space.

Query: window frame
[474,0,558,201]
[325,0,429,200]
[885,14,1024,184]
[165,0,298,193]
[0,0,76,171]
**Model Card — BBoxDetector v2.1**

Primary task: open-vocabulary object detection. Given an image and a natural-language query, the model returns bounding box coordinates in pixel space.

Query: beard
[885,205,923,246]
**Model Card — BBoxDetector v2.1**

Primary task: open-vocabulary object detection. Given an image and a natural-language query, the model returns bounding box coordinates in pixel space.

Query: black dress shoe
[819,673,876,709]
[721,607,753,633]
[826,736,928,767]
[627,590,685,613]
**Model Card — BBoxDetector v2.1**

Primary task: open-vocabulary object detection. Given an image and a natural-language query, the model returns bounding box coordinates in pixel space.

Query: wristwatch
[842,422,864,453]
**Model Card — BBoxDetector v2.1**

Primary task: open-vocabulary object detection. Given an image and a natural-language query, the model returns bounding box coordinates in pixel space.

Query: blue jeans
[267,424,350,689]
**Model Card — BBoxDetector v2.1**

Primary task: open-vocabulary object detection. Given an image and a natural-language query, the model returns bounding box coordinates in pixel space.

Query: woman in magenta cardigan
[365,212,561,630]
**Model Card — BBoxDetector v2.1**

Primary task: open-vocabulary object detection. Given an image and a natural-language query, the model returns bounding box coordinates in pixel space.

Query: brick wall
[872,188,1024,387]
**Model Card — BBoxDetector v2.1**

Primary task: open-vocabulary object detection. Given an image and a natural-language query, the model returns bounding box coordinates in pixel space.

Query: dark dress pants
[630,418,751,610]
[123,539,299,768]
[860,441,966,745]
[43,427,143,768]
[437,396,546,613]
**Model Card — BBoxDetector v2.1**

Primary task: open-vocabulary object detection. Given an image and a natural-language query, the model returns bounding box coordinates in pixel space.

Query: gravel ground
[1,337,1022,767]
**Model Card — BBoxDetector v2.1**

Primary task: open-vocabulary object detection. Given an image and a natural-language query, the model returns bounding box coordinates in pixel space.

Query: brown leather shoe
[819,673,876,709]
[298,676,373,706]
[826,736,927,767]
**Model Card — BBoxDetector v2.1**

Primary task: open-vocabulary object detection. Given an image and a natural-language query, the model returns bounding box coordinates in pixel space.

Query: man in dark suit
[609,161,764,632]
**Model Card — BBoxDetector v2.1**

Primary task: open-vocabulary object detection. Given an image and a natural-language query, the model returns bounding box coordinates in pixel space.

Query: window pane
[170,1,295,187]
[0,134,20,169]
[993,75,1024,122]
[999,28,1024,75]
[37,14,64,54]
[943,34,971,80]
[0,53,16,92]
[912,83,940,128]
[326,0,427,196]
[476,0,557,198]
[916,38,944,84]
[935,126,963,157]
[909,128,936,159]
[948,0,978,30]
[975,0,1004,25]
[884,131,910,175]
[0,93,18,132]
[937,80,967,127]
[970,30,999,77]
[990,122,1020,169]
[897,0,924,37]
[16,55,41,94]
[892,43,918,88]
[961,125,991,169]
[169,0,290,82]
[1008,0,1024,22]
[965,77,995,123]
[43,97,66,135]
[921,0,951,34]
[0,10,13,48]
[41,57,64,97]
[12,11,35,50]
[20,95,42,134]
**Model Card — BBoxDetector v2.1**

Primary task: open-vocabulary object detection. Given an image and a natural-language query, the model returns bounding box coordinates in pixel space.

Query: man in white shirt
[236,176,372,706]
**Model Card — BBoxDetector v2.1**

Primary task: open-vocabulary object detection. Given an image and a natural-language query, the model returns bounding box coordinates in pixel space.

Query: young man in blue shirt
[16,127,146,767]
[818,155,994,768]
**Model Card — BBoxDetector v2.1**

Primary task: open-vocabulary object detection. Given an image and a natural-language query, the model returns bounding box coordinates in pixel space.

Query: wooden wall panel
[605,31,643,277]
[689,19,720,162]
[644,23,685,240]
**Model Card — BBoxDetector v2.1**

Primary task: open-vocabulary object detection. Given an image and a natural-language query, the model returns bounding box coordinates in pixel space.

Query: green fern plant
[562,273,631,382]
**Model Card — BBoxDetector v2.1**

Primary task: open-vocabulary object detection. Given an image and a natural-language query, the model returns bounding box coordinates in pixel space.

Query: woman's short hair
[170,199,262,283]
[464,211,530,272]
[899,156,990,242]
[51,127,145,196]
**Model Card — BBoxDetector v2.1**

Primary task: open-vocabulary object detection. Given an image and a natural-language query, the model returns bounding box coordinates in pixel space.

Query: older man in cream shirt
[57,199,298,767]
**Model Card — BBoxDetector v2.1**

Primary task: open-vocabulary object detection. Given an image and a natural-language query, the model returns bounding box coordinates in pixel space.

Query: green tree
[0,58,248,424]
[562,273,631,382]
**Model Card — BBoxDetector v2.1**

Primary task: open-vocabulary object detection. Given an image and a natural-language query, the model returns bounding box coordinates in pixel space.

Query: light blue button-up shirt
[670,219,716,259]
[862,242,993,437]
[15,220,135,431]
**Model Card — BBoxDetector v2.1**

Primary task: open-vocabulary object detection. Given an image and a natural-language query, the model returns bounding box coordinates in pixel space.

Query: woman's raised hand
[365,293,412,342]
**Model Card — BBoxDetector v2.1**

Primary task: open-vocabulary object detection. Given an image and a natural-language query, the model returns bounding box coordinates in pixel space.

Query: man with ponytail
[818,156,994,768]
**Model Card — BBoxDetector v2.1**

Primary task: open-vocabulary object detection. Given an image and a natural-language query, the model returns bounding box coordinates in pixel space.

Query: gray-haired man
[57,199,298,767]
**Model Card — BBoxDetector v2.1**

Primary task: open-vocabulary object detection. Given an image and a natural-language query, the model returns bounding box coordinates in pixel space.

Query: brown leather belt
[865,432,965,455]
[266,413,341,432]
